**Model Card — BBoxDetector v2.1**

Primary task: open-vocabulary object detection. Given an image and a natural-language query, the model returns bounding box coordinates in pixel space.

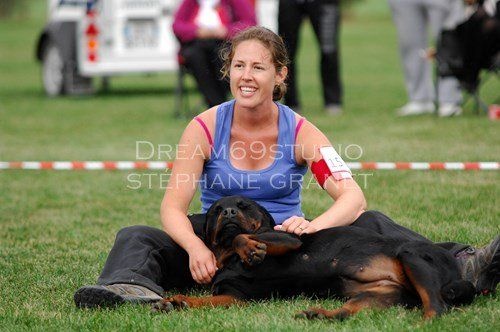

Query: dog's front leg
[252,232,303,255]
[152,294,240,313]
[233,232,302,266]
[233,234,268,266]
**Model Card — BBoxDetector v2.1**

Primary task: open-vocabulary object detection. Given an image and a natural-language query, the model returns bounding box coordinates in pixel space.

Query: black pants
[278,0,342,107]
[180,39,229,107]
[96,211,469,296]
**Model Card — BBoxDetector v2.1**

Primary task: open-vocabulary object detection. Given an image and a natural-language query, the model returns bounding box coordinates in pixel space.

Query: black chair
[174,53,191,118]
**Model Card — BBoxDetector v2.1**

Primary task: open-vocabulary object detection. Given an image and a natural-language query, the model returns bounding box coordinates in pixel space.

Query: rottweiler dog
[153,196,476,320]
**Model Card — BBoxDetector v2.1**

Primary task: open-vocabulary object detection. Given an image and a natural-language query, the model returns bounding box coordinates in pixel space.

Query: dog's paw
[151,300,175,313]
[151,295,190,313]
[295,307,326,320]
[241,241,267,266]
[233,235,268,267]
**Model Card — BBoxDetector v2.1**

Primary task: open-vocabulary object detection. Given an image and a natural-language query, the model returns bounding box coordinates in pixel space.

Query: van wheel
[42,42,94,96]
[42,43,65,96]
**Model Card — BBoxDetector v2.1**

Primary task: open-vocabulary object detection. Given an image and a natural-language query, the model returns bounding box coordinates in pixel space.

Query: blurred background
[0,0,498,162]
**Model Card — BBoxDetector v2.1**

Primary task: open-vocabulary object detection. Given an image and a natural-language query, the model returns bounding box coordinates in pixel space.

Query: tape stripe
[479,162,499,170]
[0,161,498,171]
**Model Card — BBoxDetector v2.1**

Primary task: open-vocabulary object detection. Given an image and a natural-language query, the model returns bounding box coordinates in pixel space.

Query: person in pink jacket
[173,0,256,107]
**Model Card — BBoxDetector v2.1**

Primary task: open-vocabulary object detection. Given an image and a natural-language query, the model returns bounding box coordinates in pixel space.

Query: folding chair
[174,53,191,118]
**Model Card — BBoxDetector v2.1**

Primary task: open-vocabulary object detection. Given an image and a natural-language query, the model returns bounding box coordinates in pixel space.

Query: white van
[35,0,179,96]
[35,0,278,96]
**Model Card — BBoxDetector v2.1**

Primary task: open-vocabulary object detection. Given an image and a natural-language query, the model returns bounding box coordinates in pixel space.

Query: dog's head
[205,196,275,250]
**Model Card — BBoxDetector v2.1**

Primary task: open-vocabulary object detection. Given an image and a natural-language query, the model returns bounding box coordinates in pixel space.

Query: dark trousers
[96,210,468,295]
[180,39,229,107]
[278,0,342,107]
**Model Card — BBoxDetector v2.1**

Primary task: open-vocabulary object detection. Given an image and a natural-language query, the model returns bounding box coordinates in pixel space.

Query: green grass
[0,0,499,331]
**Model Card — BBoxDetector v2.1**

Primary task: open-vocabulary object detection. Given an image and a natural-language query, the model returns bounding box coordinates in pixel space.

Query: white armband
[319,146,352,181]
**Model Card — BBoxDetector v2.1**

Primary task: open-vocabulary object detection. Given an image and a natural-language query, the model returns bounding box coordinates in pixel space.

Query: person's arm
[225,0,257,39]
[160,110,216,284]
[172,0,199,43]
[277,120,367,235]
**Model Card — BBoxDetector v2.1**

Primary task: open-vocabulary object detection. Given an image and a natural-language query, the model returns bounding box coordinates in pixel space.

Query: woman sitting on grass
[74,26,499,308]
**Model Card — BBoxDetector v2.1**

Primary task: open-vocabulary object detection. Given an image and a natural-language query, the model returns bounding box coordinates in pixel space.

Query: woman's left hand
[274,216,318,235]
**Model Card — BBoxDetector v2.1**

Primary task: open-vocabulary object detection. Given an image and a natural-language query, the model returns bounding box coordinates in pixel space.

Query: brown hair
[220,26,289,101]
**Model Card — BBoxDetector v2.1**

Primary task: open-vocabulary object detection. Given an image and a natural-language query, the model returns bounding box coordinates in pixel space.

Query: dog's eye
[236,201,249,209]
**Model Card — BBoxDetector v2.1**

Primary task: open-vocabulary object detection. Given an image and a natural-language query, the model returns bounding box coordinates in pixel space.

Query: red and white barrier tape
[348,162,499,170]
[0,161,173,170]
[0,161,498,171]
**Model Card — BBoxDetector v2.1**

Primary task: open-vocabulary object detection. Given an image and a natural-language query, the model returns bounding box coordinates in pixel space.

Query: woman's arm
[172,0,199,43]
[160,111,217,283]
[278,119,366,235]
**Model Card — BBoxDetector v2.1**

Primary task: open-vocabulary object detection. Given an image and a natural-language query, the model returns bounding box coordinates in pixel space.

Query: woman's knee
[354,210,389,225]
[115,225,170,245]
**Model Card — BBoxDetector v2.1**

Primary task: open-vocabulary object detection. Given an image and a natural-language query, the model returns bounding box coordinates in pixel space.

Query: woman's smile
[239,85,257,97]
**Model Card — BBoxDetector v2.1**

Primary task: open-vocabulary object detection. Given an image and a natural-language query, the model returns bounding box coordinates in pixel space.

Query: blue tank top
[199,100,308,224]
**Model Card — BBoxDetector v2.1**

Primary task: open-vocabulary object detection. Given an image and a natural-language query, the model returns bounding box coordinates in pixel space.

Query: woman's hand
[187,242,218,284]
[197,26,227,40]
[274,216,319,236]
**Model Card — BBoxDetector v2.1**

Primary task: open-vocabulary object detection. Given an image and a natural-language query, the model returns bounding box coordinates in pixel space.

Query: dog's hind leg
[296,285,403,320]
[152,294,241,313]
[397,245,450,319]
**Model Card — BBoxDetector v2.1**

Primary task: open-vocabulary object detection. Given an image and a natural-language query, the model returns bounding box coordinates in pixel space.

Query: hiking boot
[74,283,162,308]
[458,236,500,295]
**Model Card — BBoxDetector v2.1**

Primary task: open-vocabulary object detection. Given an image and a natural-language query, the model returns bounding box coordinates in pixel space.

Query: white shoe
[325,104,342,116]
[396,102,435,116]
[438,103,462,117]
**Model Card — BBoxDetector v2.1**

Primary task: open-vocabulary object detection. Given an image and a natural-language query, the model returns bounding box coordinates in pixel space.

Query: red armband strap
[311,147,353,188]
[311,159,332,189]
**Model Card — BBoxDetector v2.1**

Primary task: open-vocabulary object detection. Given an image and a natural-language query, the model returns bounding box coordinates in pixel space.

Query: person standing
[389,0,466,117]
[278,0,343,115]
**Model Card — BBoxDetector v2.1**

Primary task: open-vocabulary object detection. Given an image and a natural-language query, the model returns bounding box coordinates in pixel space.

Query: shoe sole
[476,238,500,294]
[74,286,126,308]
[438,111,462,117]
[396,110,434,116]
[74,285,162,308]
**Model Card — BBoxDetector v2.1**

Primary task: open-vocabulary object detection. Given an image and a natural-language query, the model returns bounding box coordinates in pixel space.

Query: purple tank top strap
[294,117,305,143]
[194,116,213,148]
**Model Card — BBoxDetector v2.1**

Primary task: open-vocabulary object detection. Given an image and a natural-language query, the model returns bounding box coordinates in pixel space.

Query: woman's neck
[233,101,279,131]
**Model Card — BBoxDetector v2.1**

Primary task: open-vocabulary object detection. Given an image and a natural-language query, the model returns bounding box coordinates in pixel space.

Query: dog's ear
[205,202,220,248]
[255,202,276,229]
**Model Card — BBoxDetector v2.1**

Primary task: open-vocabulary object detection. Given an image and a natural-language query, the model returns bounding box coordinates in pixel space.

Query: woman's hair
[220,26,290,101]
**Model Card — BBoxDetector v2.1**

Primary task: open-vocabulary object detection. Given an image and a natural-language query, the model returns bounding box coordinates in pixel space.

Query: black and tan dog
[153,196,476,320]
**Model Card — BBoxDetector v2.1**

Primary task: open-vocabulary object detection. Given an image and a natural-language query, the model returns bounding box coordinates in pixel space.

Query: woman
[172,0,256,107]
[74,27,499,308]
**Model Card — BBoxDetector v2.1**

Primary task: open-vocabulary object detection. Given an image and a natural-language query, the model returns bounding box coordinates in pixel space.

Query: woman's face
[229,39,287,110]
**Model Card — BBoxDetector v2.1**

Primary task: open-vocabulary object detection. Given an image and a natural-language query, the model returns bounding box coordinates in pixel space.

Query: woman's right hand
[187,242,218,284]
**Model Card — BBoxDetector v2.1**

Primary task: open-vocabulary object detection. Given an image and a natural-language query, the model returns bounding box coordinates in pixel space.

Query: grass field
[0,0,499,331]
